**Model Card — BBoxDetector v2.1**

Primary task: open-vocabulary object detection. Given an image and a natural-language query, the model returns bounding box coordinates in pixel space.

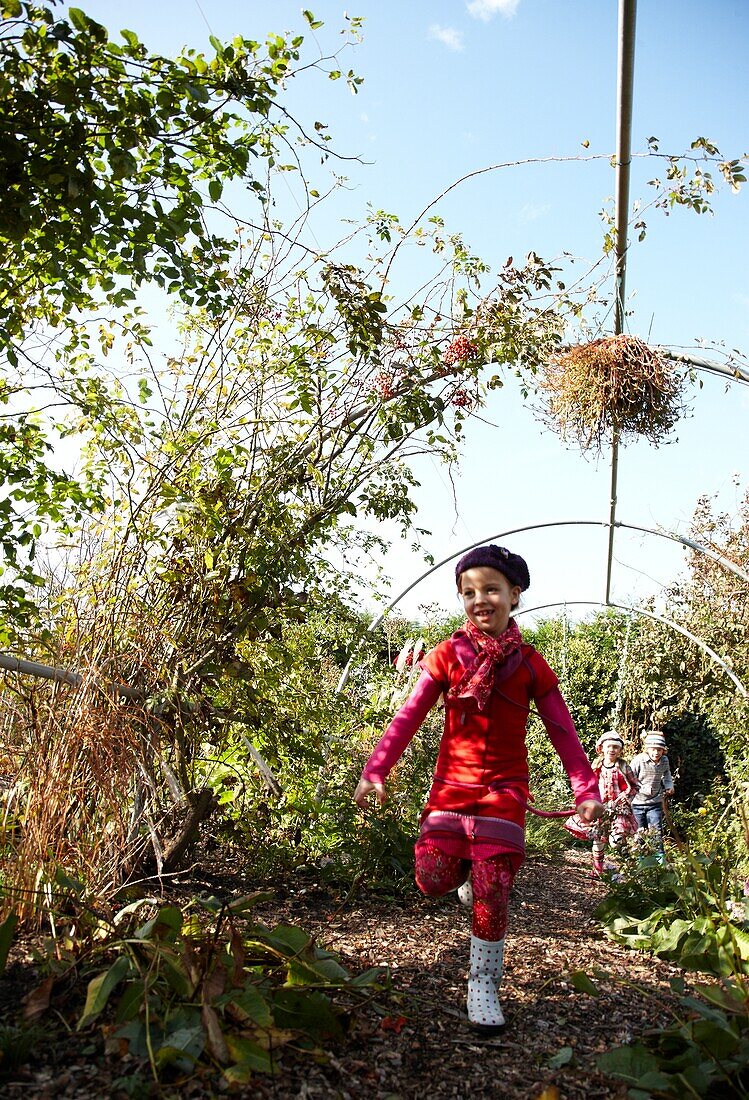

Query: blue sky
[77,0,749,620]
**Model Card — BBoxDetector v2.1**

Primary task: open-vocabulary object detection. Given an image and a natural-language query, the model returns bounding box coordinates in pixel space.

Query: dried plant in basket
[539,334,686,452]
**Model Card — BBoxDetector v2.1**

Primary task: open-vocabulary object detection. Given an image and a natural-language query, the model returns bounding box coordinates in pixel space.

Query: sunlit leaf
[78,955,132,1029]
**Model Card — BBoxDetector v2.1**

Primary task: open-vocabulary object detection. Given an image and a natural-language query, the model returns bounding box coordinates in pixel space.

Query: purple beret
[454,544,530,591]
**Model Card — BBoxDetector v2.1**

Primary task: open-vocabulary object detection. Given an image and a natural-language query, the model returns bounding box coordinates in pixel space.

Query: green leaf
[674,1065,712,1095]
[208,179,223,203]
[68,8,89,31]
[691,1017,741,1058]
[348,966,388,989]
[224,986,273,1028]
[732,926,749,961]
[114,1018,149,1058]
[597,1045,660,1082]
[78,955,132,1029]
[651,918,691,954]
[195,895,225,914]
[115,978,146,1023]
[135,905,183,941]
[0,912,18,973]
[54,867,85,894]
[272,988,343,1038]
[155,1023,205,1068]
[569,970,600,996]
[549,1046,574,1068]
[224,1035,274,1076]
[161,957,192,997]
[693,979,749,1015]
[309,949,350,983]
[226,891,274,913]
[266,924,311,955]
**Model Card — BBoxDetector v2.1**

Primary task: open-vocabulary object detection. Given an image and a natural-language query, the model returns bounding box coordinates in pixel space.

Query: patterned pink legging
[414,841,514,940]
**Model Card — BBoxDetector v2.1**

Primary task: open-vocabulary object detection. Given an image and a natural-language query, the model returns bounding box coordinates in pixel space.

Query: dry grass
[1,677,160,926]
[538,334,686,452]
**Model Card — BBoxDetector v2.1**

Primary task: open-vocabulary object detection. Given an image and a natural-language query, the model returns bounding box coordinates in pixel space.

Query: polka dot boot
[457,874,473,908]
[467,935,505,1030]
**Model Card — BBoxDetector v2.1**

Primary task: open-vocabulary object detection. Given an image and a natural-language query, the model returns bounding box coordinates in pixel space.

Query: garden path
[2,848,686,1099]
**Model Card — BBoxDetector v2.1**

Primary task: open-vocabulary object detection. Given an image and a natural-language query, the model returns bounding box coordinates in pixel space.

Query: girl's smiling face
[602,740,623,764]
[458,566,520,637]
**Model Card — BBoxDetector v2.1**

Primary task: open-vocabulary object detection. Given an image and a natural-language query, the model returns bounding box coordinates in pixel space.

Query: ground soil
[0,847,686,1099]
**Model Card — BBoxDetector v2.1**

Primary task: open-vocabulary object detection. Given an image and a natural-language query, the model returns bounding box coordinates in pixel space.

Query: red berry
[442,335,478,365]
[373,371,396,400]
[451,387,472,408]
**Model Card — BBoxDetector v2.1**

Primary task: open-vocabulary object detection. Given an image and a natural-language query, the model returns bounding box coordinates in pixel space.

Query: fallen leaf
[380,1015,407,1033]
[22,976,54,1021]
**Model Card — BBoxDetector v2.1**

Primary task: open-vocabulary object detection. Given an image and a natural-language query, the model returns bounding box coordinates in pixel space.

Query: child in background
[630,731,675,861]
[565,732,639,876]
[353,544,603,1031]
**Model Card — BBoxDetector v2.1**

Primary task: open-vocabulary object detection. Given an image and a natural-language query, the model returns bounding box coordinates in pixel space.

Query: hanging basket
[538,334,686,453]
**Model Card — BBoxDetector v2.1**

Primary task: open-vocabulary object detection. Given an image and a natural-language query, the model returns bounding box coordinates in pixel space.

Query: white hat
[644,731,667,749]
[596,732,624,753]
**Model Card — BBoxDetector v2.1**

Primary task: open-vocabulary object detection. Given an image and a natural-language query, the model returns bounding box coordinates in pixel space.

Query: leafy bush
[27,893,388,1087]
[595,835,749,1098]
[598,975,749,1099]
[596,853,749,979]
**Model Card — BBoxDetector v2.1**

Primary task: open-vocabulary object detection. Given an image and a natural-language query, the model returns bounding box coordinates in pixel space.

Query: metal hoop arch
[337,518,748,695]
[516,600,747,698]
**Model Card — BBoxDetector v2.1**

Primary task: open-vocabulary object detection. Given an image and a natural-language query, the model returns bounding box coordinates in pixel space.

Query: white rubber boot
[467,935,505,1029]
[457,874,473,907]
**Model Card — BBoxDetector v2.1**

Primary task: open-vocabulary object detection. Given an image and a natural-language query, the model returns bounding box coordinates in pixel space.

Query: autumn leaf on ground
[534,1087,560,1100]
[380,1015,407,1033]
[22,976,54,1021]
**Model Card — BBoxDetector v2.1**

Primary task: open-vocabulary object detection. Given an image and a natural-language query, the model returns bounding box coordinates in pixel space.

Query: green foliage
[0,1023,44,1074]
[599,134,746,249]
[623,492,749,763]
[0,0,342,342]
[662,713,726,805]
[594,825,749,1097]
[597,977,749,1098]
[0,912,18,972]
[525,610,632,753]
[597,847,749,976]
[69,894,387,1084]
[203,609,434,888]
[673,786,749,879]
[0,412,105,631]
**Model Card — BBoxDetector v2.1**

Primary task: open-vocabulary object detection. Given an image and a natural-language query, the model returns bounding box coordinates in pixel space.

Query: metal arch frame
[337,3,749,700]
[336,517,749,696]
[516,599,748,699]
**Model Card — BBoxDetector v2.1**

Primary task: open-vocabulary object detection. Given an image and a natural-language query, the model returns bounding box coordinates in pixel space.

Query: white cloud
[466,0,520,21]
[518,202,551,223]
[428,23,465,51]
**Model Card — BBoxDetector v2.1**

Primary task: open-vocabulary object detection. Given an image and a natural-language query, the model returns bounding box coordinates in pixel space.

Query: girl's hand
[576,799,605,823]
[354,778,387,807]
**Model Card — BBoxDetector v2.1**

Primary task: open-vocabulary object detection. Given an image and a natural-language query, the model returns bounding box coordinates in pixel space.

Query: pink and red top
[361,625,600,870]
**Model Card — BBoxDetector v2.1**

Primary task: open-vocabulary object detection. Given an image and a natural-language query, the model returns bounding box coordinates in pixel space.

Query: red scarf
[449,618,523,711]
